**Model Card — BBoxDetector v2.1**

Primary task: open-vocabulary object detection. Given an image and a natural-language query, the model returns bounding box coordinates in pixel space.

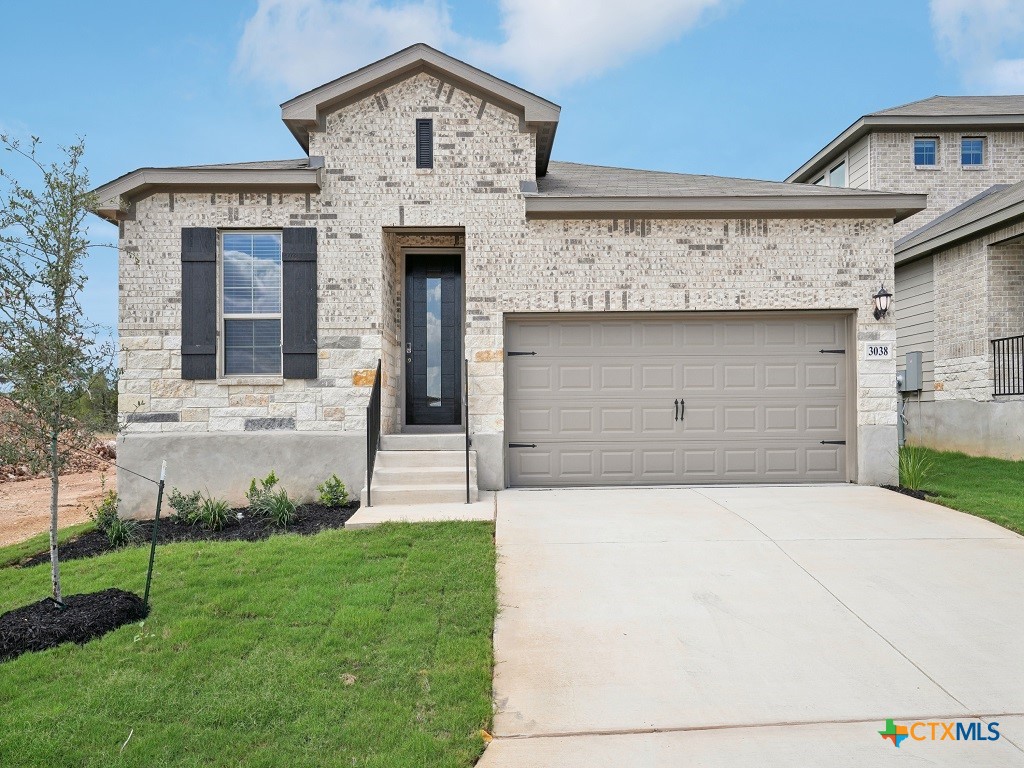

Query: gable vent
[416,118,433,169]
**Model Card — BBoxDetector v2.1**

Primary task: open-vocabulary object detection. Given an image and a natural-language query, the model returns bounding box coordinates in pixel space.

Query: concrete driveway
[479,486,1024,767]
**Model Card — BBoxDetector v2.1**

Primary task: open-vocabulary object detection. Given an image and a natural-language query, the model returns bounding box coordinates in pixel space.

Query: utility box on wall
[900,351,923,392]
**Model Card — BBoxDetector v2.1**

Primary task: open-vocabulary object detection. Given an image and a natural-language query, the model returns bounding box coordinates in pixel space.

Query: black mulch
[881,484,933,501]
[0,588,147,664]
[15,502,359,568]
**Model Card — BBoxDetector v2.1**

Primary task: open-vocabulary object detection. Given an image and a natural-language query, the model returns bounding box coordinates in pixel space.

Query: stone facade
[115,68,902,513]
[868,130,1024,239]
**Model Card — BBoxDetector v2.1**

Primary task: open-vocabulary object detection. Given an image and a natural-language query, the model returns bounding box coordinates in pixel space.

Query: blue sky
[2,0,1022,341]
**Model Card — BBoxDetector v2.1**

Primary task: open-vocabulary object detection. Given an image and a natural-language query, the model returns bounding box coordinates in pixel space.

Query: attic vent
[416,119,433,169]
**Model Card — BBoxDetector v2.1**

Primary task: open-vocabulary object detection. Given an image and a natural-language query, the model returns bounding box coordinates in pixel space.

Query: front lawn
[0,521,496,767]
[907,447,1024,535]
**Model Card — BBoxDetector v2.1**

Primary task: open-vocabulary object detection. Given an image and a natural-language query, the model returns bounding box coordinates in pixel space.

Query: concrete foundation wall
[903,399,1024,461]
[117,432,366,518]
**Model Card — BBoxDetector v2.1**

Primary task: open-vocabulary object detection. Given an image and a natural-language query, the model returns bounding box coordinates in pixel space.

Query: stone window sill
[217,377,285,386]
[914,165,940,171]
[962,165,990,171]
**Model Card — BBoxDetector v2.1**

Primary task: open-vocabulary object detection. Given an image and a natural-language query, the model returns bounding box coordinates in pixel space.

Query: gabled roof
[787,95,1024,183]
[895,181,1024,262]
[91,159,320,223]
[528,161,925,220]
[280,43,561,176]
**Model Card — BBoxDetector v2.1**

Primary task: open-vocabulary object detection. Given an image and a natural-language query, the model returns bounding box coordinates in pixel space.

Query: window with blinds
[221,232,283,375]
[416,118,433,169]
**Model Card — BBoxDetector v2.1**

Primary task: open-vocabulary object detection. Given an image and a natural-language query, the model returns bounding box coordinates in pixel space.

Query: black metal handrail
[992,335,1024,396]
[464,357,471,504]
[365,359,382,507]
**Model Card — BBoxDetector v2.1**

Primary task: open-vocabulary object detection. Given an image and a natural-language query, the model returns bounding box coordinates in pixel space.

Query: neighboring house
[789,96,1024,459]
[94,45,924,515]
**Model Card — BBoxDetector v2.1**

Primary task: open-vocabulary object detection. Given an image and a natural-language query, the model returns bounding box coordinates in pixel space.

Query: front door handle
[406,342,412,354]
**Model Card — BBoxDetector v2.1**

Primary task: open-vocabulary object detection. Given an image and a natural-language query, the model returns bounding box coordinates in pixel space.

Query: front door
[405,254,462,427]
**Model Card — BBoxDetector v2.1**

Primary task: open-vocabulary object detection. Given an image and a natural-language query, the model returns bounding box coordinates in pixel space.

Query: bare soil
[0,469,111,547]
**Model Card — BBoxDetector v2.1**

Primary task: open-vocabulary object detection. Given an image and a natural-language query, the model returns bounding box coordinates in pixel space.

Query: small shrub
[317,474,349,508]
[196,496,231,531]
[259,488,297,527]
[168,488,203,525]
[106,516,141,548]
[90,489,120,533]
[246,470,280,509]
[899,445,934,491]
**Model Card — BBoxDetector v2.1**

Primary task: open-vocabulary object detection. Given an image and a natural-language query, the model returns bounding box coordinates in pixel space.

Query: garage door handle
[508,442,537,448]
[680,398,685,419]
[674,399,679,421]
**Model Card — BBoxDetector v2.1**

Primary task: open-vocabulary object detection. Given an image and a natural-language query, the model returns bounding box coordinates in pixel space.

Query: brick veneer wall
[868,130,1024,240]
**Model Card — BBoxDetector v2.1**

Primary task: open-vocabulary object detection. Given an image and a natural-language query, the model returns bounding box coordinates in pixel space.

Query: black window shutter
[416,119,433,169]
[282,228,318,379]
[180,227,218,380]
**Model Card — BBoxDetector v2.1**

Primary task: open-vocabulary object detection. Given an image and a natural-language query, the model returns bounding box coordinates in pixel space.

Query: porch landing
[345,491,496,528]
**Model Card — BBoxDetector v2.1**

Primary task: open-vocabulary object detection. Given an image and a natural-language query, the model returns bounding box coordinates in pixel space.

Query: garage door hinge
[507,351,536,356]
[508,443,537,448]
[819,349,845,354]
[820,440,846,445]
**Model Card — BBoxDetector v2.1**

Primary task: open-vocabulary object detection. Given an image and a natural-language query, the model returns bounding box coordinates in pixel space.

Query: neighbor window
[828,161,847,188]
[416,118,433,169]
[914,138,937,166]
[221,232,283,376]
[961,137,985,166]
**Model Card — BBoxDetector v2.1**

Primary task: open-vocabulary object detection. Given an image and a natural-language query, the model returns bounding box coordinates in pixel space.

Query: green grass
[906,447,1024,535]
[0,521,96,568]
[0,522,496,767]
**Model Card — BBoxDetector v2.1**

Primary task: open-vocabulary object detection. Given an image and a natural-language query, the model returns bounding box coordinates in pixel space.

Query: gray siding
[895,256,935,401]
[848,135,870,189]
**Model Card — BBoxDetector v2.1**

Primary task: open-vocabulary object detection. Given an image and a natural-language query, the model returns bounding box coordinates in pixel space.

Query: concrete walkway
[480,486,1024,766]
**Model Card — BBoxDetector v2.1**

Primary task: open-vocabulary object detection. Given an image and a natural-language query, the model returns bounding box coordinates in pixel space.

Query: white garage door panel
[506,314,849,486]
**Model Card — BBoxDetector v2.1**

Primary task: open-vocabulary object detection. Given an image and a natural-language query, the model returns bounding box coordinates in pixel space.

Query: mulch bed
[0,588,147,664]
[882,484,934,501]
[15,502,360,568]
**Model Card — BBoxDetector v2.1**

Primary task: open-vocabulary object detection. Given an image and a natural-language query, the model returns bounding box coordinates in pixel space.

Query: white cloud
[464,0,725,90]
[931,0,1024,92]
[235,0,459,95]
[235,0,728,95]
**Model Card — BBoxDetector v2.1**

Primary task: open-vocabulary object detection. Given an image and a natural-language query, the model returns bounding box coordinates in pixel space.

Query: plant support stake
[142,460,166,611]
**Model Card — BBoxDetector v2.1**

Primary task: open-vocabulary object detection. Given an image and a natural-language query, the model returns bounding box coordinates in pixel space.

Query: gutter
[525,193,927,223]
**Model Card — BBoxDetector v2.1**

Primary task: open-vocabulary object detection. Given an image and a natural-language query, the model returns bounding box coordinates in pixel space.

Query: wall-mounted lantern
[873,283,893,320]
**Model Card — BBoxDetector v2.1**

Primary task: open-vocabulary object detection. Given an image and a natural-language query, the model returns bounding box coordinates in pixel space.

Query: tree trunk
[49,429,62,603]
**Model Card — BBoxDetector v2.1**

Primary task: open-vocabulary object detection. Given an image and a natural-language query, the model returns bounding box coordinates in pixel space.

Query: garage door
[506,314,849,485]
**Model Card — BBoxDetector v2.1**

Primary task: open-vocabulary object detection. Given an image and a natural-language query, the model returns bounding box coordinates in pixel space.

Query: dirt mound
[0,588,147,663]
[0,399,113,483]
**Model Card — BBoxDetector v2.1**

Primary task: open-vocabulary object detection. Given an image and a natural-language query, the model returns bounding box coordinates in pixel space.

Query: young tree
[0,135,113,602]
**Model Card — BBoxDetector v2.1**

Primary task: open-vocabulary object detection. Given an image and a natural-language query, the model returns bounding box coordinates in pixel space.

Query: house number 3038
[864,342,893,359]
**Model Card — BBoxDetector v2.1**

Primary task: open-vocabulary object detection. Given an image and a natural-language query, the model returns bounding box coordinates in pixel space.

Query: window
[221,232,283,376]
[828,161,847,188]
[962,137,985,166]
[813,175,826,186]
[416,118,433,169]
[914,138,937,166]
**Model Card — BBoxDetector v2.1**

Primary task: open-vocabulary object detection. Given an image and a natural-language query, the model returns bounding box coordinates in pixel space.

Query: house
[788,97,1024,459]
[94,45,924,515]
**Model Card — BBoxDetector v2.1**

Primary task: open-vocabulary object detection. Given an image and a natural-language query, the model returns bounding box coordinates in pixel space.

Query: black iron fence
[992,335,1024,396]
[365,359,382,507]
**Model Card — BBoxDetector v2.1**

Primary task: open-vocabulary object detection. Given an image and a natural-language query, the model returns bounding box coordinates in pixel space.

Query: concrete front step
[374,450,475,469]
[363,484,479,505]
[363,441,479,506]
[380,433,466,451]
[373,467,477,486]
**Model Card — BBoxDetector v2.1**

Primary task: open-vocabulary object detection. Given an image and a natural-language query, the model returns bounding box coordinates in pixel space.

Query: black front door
[405,254,462,426]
